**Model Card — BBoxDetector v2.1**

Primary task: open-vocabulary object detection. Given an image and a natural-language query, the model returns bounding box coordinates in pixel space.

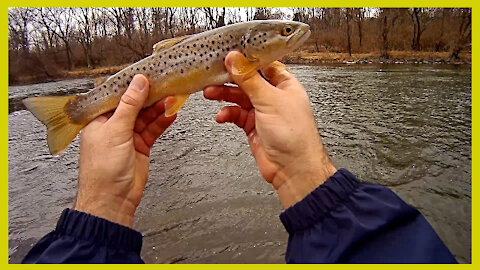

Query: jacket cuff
[279,168,360,233]
[55,208,143,254]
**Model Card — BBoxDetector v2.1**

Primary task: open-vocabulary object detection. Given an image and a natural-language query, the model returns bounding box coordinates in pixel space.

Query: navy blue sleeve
[22,208,144,264]
[280,169,457,263]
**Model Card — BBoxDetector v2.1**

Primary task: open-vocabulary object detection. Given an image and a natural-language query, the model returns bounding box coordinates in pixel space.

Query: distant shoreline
[9,51,471,86]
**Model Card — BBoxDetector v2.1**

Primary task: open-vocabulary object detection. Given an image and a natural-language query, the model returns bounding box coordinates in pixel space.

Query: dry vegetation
[8,8,471,85]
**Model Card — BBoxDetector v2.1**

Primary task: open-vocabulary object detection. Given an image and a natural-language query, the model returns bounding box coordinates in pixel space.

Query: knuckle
[121,93,139,108]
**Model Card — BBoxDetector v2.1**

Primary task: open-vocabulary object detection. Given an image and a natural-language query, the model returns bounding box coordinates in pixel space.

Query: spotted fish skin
[23,20,311,155]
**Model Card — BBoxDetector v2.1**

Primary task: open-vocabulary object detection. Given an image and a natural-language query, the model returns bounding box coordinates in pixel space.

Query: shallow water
[8,64,471,263]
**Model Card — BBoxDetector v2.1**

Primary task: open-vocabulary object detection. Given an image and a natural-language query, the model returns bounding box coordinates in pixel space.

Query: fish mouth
[287,25,311,50]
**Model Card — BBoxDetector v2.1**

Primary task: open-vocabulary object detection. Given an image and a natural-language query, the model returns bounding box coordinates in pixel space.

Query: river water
[8,64,471,263]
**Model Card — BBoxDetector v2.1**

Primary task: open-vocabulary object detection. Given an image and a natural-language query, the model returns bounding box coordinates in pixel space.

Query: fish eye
[282,26,293,36]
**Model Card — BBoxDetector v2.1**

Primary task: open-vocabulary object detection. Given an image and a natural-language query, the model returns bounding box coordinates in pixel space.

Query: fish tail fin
[23,96,84,155]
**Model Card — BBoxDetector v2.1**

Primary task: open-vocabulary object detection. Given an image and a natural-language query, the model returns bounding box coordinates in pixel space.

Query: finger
[140,114,177,147]
[225,51,276,105]
[203,85,253,109]
[134,133,150,157]
[260,61,298,88]
[216,106,255,134]
[134,99,167,133]
[109,74,149,128]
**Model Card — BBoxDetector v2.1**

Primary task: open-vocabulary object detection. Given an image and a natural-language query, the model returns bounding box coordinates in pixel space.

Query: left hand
[74,74,177,228]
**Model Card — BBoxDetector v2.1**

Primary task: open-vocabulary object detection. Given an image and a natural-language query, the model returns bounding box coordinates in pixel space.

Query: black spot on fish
[201,44,204,48]
[189,62,192,66]
[142,67,146,71]
[193,44,196,47]
[218,34,221,38]
[160,69,163,73]
[200,53,203,57]
[149,66,153,71]
[180,69,184,74]
[229,35,233,38]
[254,37,257,41]
[174,56,177,59]
[209,53,213,58]
[216,53,220,57]
[123,73,126,77]
[136,67,140,71]
[114,89,117,93]
[217,46,220,50]
[169,55,172,59]
[94,97,97,101]
[186,53,189,56]
[187,45,190,49]
[264,39,267,43]
[103,85,107,88]
[164,61,167,65]
[263,33,267,36]
[206,66,209,70]
[179,53,182,57]
[211,41,215,45]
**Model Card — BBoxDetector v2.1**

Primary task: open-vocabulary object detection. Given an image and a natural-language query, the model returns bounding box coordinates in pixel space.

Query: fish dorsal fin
[153,35,190,54]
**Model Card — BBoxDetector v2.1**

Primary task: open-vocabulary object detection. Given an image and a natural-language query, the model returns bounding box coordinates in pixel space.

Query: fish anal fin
[153,35,190,54]
[23,96,84,155]
[164,94,190,117]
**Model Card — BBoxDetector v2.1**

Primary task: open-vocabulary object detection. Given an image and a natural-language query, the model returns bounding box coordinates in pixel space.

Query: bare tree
[8,7,32,53]
[74,8,95,68]
[450,8,471,59]
[345,8,352,56]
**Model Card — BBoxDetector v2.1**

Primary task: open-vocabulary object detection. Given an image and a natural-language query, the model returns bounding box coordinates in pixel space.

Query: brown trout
[23,20,311,155]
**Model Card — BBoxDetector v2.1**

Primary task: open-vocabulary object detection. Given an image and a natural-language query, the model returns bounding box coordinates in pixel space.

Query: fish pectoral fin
[164,94,190,117]
[230,53,259,77]
[153,35,190,54]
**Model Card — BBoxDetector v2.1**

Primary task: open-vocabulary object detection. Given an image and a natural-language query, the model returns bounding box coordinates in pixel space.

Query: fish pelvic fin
[23,96,84,155]
[164,94,190,117]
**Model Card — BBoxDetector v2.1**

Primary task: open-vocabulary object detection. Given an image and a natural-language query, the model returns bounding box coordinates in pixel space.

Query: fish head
[241,20,311,65]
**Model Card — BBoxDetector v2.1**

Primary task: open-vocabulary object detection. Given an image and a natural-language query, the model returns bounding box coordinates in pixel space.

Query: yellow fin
[23,96,84,155]
[94,76,108,87]
[230,53,259,77]
[153,35,190,54]
[164,94,190,117]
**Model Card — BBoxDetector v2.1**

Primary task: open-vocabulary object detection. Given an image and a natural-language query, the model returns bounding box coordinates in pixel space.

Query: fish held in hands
[23,20,311,155]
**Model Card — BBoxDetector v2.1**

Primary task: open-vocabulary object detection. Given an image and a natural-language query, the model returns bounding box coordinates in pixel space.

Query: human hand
[74,75,177,227]
[204,52,337,208]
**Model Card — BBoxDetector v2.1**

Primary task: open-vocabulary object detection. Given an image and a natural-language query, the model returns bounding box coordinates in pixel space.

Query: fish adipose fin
[153,35,190,54]
[23,96,84,155]
[164,94,190,117]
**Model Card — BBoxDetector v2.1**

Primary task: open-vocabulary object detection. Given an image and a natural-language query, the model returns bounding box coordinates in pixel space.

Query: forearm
[281,169,457,263]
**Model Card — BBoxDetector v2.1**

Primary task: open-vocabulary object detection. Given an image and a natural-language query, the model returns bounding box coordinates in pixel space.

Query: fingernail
[130,75,146,91]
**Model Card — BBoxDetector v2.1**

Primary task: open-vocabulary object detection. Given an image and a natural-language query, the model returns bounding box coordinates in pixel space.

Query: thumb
[110,74,149,128]
[225,51,276,105]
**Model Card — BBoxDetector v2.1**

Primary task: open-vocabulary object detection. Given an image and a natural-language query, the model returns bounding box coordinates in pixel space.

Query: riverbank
[282,50,471,65]
[9,51,471,86]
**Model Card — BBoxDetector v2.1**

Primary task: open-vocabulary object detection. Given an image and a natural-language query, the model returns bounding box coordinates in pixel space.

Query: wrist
[74,193,137,228]
[273,148,337,209]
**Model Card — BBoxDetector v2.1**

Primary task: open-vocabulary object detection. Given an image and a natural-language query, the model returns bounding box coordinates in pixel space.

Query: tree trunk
[345,9,352,56]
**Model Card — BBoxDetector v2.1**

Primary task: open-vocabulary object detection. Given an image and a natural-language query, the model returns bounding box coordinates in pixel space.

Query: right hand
[204,51,337,208]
